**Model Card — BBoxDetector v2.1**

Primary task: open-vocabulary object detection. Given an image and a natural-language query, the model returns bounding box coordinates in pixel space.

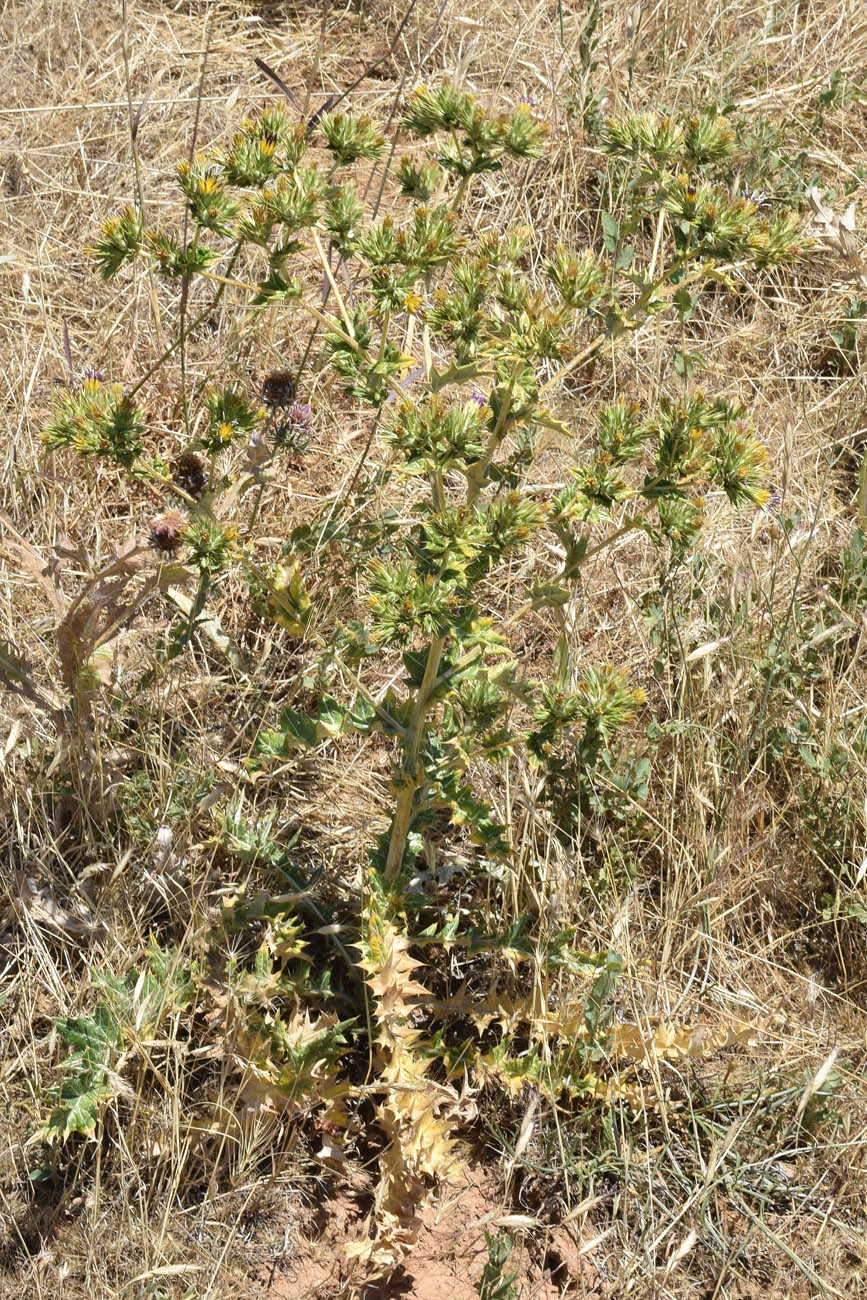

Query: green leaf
[553,635,571,687]
[428,360,485,393]
[615,243,634,271]
[584,951,624,1039]
[443,781,510,855]
[46,1080,106,1140]
[528,580,570,610]
[601,211,620,255]
[672,286,695,316]
[252,270,302,306]
[532,407,574,435]
[316,695,348,737]
[673,348,706,380]
[55,1005,122,1060]
[41,1004,123,1142]
[402,647,429,688]
[276,706,319,748]
[478,1230,518,1300]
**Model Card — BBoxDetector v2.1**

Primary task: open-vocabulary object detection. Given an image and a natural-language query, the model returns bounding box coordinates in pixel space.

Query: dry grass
[2,1,867,1297]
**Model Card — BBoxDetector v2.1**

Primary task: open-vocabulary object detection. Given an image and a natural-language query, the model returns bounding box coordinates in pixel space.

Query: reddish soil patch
[261,1165,598,1299]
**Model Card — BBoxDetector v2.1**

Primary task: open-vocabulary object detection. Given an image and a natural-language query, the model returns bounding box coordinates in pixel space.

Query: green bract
[43,377,145,467]
[319,111,387,165]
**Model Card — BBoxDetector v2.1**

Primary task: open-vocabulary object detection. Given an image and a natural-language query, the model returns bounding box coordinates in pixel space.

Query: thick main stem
[382,357,522,882]
[383,632,446,883]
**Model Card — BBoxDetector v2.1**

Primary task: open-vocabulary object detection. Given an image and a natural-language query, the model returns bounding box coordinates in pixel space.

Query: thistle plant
[39,80,808,1279]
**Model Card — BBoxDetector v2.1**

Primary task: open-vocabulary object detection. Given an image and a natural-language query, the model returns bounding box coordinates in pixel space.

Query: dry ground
[2,1,867,1297]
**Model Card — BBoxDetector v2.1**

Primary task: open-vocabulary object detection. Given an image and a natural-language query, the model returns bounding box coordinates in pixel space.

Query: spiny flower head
[385,396,488,473]
[397,156,441,202]
[575,665,645,737]
[405,204,464,271]
[262,370,297,409]
[219,123,282,187]
[172,450,207,501]
[656,497,705,550]
[401,81,476,137]
[274,402,314,455]
[260,168,325,232]
[499,103,549,159]
[600,111,685,167]
[184,515,237,575]
[42,378,145,467]
[683,112,736,166]
[710,420,770,505]
[324,182,364,255]
[177,159,239,234]
[319,112,386,166]
[202,388,263,454]
[149,510,188,553]
[367,559,460,646]
[556,458,631,520]
[144,228,218,278]
[597,400,648,464]
[253,107,308,165]
[545,244,608,306]
[90,207,144,279]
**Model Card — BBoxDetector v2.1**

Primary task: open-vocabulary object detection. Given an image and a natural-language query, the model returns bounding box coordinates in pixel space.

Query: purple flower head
[763,484,783,514]
[285,402,313,429]
[274,401,314,454]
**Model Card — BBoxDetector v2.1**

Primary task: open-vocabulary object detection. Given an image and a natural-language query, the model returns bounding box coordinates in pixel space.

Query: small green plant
[477,1230,519,1300]
[38,80,808,1280]
[40,941,194,1142]
[563,0,607,133]
[40,1003,123,1142]
[815,296,867,375]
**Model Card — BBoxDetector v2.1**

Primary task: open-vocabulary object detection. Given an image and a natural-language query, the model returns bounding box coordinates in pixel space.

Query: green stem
[127,241,243,402]
[467,361,521,500]
[581,502,654,561]
[177,229,202,442]
[382,355,522,882]
[246,478,267,538]
[384,631,447,883]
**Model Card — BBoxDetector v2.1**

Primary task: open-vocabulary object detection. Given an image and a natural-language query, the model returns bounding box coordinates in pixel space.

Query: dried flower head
[262,369,297,409]
[245,429,271,471]
[149,510,187,553]
[172,450,207,501]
